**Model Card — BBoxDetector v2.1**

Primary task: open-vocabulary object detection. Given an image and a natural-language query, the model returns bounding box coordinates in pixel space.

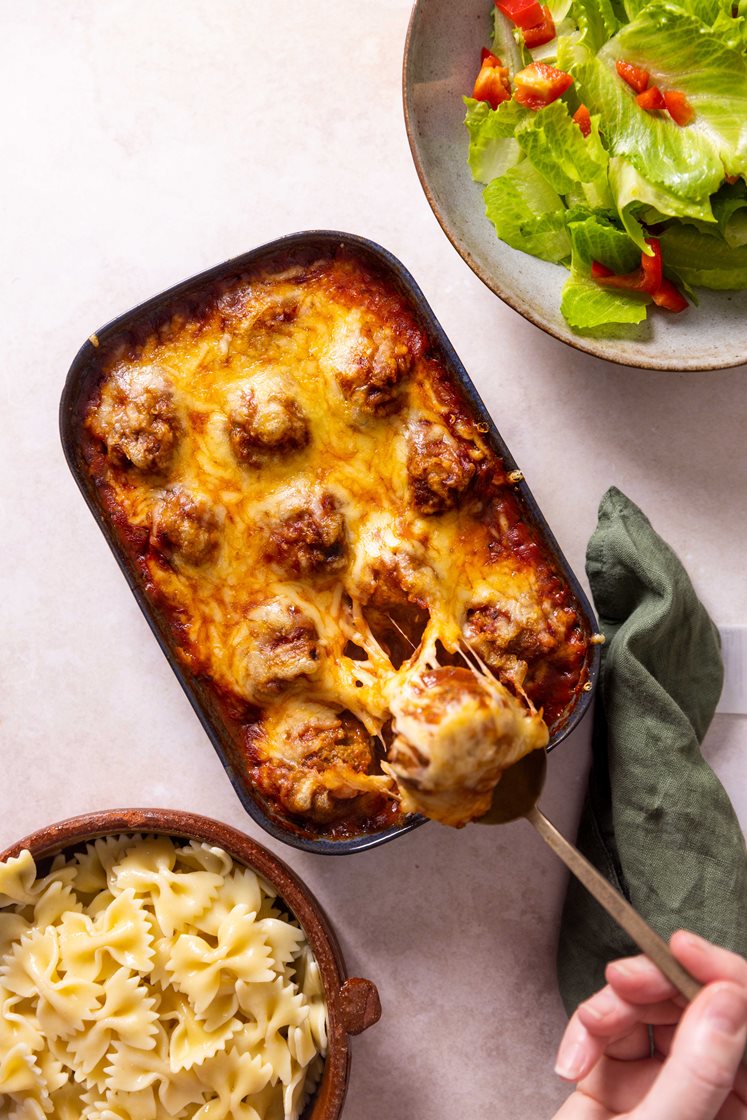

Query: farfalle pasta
[0,837,327,1120]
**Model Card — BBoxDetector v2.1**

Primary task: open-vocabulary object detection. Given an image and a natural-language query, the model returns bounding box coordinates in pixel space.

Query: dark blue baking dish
[59,230,600,855]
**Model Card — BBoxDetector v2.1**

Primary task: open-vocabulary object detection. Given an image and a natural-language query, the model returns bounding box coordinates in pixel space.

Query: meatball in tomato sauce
[406,419,476,514]
[92,364,181,473]
[241,598,320,701]
[151,488,221,566]
[227,377,309,467]
[265,489,347,577]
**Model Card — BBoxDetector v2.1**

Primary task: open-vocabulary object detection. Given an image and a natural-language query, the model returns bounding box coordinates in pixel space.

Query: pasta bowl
[0,807,381,1120]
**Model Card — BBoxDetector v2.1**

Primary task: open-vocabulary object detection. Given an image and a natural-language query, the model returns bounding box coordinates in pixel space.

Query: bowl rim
[0,807,382,1120]
[402,0,747,373]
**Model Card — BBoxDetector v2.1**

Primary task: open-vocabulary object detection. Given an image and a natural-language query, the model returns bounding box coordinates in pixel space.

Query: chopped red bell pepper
[615,59,649,93]
[652,278,688,312]
[636,86,666,111]
[592,239,686,310]
[523,6,556,48]
[473,56,512,109]
[591,261,614,279]
[573,104,592,137]
[495,0,544,30]
[641,239,663,291]
[664,89,694,126]
[513,62,574,109]
[481,48,500,65]
[593,239,663,294]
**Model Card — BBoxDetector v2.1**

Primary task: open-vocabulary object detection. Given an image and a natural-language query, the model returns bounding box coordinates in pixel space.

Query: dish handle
[338,978,381,1034]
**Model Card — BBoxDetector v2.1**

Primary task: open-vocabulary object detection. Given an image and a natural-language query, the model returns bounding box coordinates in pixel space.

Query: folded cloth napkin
[557,486,747,1015]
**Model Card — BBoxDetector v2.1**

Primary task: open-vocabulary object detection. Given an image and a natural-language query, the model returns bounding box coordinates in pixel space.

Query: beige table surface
[1,3,745,1117]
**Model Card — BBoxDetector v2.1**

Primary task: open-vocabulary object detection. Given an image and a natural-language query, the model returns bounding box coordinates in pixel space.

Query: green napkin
[557,487,747,1014]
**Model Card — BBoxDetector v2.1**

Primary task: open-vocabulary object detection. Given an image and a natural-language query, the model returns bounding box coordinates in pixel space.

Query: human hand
[552,930,747,1119]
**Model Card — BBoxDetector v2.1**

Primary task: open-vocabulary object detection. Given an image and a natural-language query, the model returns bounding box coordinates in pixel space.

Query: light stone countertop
[1,3,745,1117]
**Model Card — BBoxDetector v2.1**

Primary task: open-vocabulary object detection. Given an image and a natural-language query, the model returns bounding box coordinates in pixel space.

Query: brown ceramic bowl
[0,808,381,1120]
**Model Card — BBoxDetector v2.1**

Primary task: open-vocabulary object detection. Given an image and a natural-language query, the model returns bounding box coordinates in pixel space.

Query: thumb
[633,982,747,1120]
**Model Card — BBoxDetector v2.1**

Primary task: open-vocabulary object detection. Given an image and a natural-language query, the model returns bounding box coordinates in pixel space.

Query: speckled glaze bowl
[0,808,381,1120]
[403,0,747,370]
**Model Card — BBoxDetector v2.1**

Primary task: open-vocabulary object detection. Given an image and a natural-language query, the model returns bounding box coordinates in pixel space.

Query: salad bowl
[403,0,747,370]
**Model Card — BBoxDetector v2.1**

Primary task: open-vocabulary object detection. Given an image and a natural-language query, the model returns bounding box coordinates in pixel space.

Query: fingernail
[704,987,747,1035]
[554,1042,587,1081]
[608,957,645,978]
[676,930,705,952]
[580,989,617,1021]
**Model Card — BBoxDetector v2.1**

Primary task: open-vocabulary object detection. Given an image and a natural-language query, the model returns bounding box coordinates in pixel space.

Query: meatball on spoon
[387,665,702,1005]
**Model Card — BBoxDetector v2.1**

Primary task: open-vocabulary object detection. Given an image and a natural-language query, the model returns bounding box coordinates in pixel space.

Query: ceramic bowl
[403,0,747,370]
[0,808,381,1120]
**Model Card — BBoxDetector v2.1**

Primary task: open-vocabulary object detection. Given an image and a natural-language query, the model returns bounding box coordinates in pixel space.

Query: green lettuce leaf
[483,161,571,262]
[658,224,747,288]
[622,0,650,18]
[601,2,747,182]
[567,212,641,272]
[607,155,717,251]
[669,0,728,21]
[711,180,747,248]
[568,0,621,51]
[561,215,650,332]
[571,39,725,203]
[561,272,649,331]
[491,6,528,73]
[464,98,527,184]
[710,8,747,50]
[514,99,609,195]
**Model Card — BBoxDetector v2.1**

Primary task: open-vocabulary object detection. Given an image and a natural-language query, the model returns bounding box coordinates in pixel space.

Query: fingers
[605,953,681,1005]
[604,1023,653,1062]
[633,980,747,1120]
[555,979,676,1082]
[578,982,681,1040]
[550,1090,612,1119]
[603,932,747,1007]
[653,1023,676,1057]
[671,931,747,989]
[554,1000,654,1083]
[715,1094,747,1120]
[555,1011,606,1083]
[578,1055,660,1114]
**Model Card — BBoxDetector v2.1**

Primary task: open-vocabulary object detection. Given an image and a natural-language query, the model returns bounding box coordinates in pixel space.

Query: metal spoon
[478,748,702,1003]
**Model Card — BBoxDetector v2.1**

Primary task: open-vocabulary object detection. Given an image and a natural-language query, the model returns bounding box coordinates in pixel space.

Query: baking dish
[60,230,601,854]
[0,808,381,1120]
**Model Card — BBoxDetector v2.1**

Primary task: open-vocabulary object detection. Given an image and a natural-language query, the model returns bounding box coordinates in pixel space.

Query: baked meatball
[241,598,319,701]
[295,710,373,775]
[93,364,180,473]
[265,490,346,577]
[387,665,548,827]
[463,602,558,669]
[227,379,308,467]
[335,324,416,415]
[263,707,375,824]
[406,420,476,514]
[151,489,220,566]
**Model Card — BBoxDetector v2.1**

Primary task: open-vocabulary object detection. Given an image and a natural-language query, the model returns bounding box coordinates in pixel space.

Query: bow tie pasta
[0,837,327,1120]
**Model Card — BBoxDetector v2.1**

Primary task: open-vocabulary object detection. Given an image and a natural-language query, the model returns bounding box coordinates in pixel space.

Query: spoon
[478,748,702,1003]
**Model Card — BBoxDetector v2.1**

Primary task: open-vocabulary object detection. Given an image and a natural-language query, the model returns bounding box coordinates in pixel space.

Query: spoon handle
[525,804,702,1002]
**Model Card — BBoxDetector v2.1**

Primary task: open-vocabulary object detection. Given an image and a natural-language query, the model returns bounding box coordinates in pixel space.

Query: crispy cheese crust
[81,252,589,839]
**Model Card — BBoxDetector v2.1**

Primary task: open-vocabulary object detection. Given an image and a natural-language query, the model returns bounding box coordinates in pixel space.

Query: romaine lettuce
[483,162,571,263]
[464,0,747,334]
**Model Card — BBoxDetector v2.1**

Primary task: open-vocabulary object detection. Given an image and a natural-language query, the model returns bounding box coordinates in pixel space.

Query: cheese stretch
[83,253,589,837]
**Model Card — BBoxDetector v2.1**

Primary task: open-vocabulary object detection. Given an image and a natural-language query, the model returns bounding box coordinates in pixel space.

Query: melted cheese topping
[386,666,549,828]
[84,256,586,835]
